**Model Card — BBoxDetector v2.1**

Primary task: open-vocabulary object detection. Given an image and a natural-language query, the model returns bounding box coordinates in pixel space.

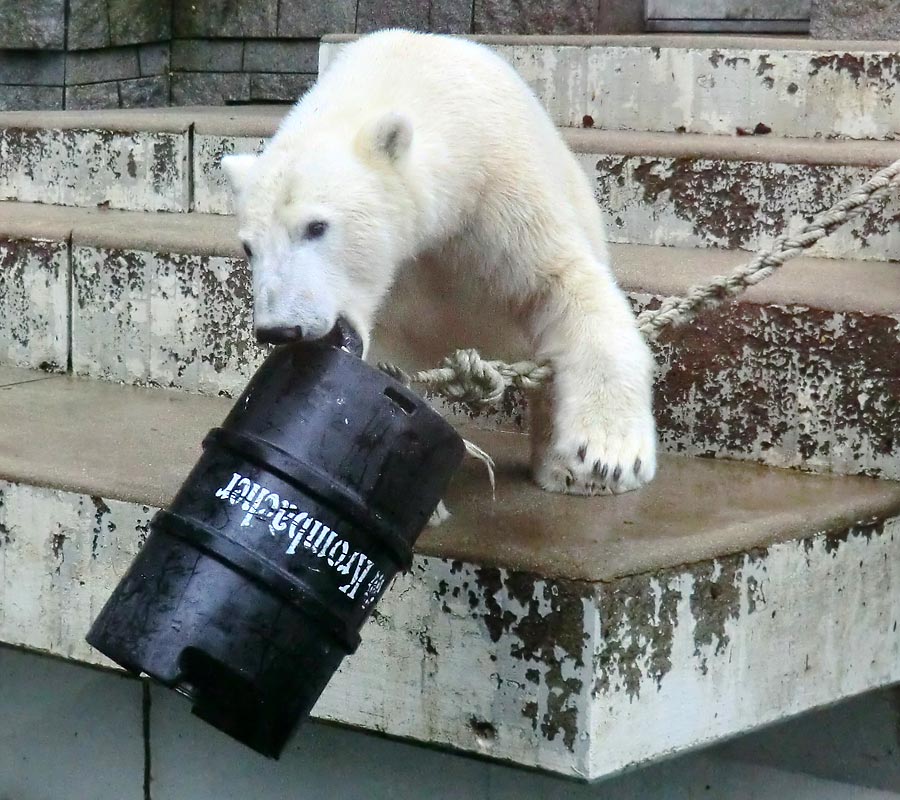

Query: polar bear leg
[525,254,657,496]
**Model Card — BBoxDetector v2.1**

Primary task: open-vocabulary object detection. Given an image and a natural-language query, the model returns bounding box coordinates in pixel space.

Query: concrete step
[1,366,898,780]
[0,202,258,396]
[571,130,900,262]
[196,123,900,262]
[2,108,899,261]
[0,106,282,214]
[320,34,900,140]
[2,201,898,479]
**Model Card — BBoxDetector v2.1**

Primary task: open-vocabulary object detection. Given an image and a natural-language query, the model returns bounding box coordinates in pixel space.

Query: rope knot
[440,349,507,405]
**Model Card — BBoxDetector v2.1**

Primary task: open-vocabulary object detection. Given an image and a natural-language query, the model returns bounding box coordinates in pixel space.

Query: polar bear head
[222,111,415,349]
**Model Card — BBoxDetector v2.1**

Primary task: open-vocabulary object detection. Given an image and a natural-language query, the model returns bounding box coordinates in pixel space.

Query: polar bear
[223,29,656,496]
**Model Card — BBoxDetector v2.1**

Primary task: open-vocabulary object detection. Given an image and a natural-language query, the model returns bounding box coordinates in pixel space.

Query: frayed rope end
[463,438,496,499]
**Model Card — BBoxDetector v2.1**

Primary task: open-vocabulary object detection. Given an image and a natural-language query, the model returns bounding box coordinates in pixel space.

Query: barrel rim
[154,509,363,653]
[206,426,417,569]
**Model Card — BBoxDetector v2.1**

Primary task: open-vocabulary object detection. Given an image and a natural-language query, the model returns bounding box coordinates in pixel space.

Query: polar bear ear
[364,112,413,163]
[221,153,258,194]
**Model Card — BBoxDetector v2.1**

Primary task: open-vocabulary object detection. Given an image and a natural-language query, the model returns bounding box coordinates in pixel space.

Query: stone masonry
[0,0,646,110]
[0,0,172,111]
[170,38,320,106]
[0,0,894,110]
[169,0,649,104]
[811,0,900,39]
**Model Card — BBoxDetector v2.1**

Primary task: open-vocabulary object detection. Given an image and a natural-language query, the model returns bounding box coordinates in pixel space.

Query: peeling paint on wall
[587,521,900,777]
[2,231,896,478]
[315,555,595,774]
[321,40,900,139]
[0,482,152,665]
[594,573,682,699]
[0,237,68,370]
[638,293,900,479]
[0,127,190,212]
[586,153,900,261]
[71,245,269,396]
[193,133,266,214]
[488,44,900,139]
[193,134,900,264]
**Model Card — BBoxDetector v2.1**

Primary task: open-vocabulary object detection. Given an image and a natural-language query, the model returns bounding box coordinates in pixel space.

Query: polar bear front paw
[534,415,657,496]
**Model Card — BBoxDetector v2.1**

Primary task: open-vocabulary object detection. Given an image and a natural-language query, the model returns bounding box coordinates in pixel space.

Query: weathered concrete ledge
[193,126,900,259]
[2,107,899,263]
[579,147,900,262]
[0,106,283,214]
[0,123,190,213]
[319,35,900,140]
[0,203,257,395]
[323,32,900,52]
[0,198,239,255]
[2,202,898,479]
[0,105,285,135]
[0,369,898,779]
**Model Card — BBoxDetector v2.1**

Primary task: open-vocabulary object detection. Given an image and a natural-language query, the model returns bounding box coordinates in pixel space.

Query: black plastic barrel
[86,322,464,758]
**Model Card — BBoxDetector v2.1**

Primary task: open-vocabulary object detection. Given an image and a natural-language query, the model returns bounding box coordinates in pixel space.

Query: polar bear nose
[256,325,304,344]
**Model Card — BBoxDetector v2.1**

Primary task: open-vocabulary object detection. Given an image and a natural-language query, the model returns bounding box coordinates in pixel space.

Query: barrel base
[86,531,346,759]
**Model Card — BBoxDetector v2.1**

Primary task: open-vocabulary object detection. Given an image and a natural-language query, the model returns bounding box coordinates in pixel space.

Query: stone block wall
[1,1,895,111]
[0,0,66,49]
[68,0,171,49]
[170,38,318,105]
[168,0,645,105]
[0,49,65,110]
[0,0,172,110]
[810,0,900,39]
[65,44,171,109]
[0,0,645,111]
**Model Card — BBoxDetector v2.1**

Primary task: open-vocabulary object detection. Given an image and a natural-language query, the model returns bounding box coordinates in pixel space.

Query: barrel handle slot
[384,386,417,415]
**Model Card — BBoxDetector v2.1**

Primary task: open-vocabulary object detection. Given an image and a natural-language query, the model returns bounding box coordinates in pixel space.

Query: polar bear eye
[304,220,329,240]
[242,242,253,260]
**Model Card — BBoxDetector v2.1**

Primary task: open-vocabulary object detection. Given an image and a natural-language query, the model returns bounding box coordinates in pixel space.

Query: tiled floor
[1,645,898,800]
[0,646,144,800]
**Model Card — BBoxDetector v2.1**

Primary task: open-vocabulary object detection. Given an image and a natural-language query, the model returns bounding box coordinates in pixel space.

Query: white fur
[224,29,656,495]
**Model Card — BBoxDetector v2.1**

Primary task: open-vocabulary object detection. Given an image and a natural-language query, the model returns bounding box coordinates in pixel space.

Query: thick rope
[636,155,900,339]
[378,349,553,406]
[379,156,900,406]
